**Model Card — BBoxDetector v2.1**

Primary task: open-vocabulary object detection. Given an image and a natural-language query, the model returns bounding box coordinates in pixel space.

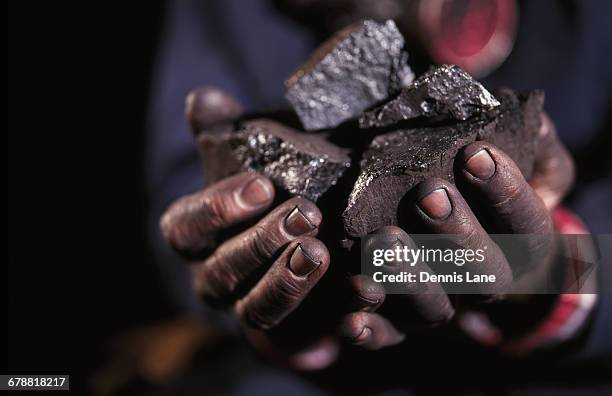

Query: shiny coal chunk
[198,119,351,202]
[360,65,500,129]
[343,89,544,238]
[285,19,413,131]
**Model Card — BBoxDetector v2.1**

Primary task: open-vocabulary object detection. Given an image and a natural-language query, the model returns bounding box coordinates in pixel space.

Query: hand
[160,87,338,370]
[340,113,576,350]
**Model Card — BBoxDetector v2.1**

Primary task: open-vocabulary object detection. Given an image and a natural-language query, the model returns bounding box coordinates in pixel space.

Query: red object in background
[418,0,517,77]
[459,207,597,354]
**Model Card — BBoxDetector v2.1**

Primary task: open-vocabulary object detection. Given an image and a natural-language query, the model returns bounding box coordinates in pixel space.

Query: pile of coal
[195,19,543,245]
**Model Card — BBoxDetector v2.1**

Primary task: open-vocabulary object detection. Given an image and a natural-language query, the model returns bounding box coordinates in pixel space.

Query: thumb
[185,86,243,134]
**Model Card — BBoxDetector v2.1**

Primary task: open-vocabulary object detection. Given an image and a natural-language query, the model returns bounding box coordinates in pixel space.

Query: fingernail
[465,149,495,180]
[239,177,273,208]
[285,206,316,236]
[353,327,372,343]
[418,188,452,219]
[388,239,403,250]
[289,244,320,277]
[358,295,380,307]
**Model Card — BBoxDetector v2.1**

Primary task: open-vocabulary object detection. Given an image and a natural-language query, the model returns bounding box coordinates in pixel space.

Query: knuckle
[160,212,193,253]
[235,302,276,330]
[159,200,191,245]
[235,274,305,330]
[197,256,240,303]
[454,227,486,249]
[271,276,304,308]
[159,209,179,245]
[202,191,232,229]
[158,193,220,257]
[524,222,554,255]
[235,278,304,330]
[249,224,283,263]
[159,209,173,239]
[433,298,456,324]
[493,177,524,211]
[531,209,554,234]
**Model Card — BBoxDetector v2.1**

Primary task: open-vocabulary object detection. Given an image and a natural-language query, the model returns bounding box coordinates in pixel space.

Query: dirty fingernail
[285,207,316,236]
[418,188,452,219]
[289,244,321,277]
[465,149,495,180]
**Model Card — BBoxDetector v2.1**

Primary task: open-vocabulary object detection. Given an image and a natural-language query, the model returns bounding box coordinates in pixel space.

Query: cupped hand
[341,113,576,350]
[160,87,339,370]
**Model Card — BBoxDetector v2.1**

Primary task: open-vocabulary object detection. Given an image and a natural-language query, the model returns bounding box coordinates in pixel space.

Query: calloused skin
[160,87,575,369]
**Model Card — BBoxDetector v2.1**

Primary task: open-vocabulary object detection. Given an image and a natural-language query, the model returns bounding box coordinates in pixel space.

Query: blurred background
[8,0,611,395]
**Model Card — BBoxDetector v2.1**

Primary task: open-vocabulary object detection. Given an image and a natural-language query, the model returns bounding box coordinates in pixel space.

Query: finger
[407,179,513,295]
[339,311,405,351]
[234,237,329,330]
[349,274,386,312]
[288,336,339,371]
[185,86,243,134]
[459,142,555,271]
[245,330,339,371]
[160,172,275,258]
[194,197,322,303]
[529,113,575,210]
[460,142,554,235]
[371,226,455,325]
